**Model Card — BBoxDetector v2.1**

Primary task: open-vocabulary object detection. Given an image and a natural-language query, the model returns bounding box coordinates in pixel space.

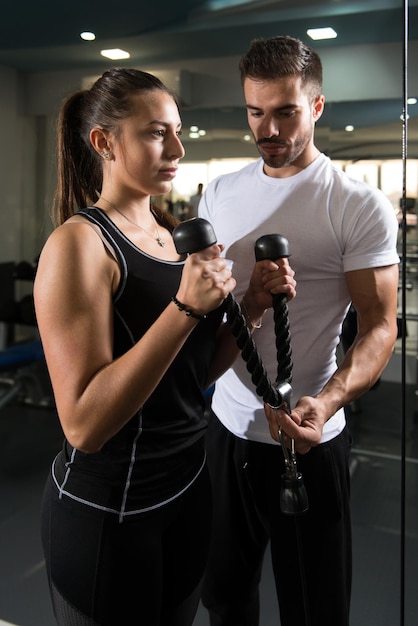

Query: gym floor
[1,230,418,625]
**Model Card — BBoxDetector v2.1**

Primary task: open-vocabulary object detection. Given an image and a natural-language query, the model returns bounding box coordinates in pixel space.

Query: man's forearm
[315,325,397,418]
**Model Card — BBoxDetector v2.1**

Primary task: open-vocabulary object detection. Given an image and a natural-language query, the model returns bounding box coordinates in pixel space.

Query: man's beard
[256,132,310,169]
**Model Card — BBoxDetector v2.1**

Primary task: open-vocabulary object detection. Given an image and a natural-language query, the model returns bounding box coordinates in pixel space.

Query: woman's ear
[90,127,113,160]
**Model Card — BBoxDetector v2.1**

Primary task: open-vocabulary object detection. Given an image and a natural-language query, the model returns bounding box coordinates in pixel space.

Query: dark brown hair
[53,68,179,230]
[239,35,323,98]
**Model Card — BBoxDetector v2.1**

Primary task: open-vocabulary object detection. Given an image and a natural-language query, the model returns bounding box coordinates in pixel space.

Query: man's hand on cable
[264,395,327,454]
[245,257,297,313]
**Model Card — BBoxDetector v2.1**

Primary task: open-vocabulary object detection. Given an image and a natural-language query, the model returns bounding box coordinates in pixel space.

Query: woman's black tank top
[51,207,223,519]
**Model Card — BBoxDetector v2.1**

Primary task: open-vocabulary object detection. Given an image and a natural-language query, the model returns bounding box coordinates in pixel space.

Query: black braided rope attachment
[223,293,281,407]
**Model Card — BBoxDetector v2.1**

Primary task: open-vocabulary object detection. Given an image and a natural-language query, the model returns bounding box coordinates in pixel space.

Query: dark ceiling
[1,0,416,70]
[1,0,418,159]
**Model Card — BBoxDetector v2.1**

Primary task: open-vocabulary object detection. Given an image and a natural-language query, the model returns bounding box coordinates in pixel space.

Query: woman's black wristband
[171,296,206,321]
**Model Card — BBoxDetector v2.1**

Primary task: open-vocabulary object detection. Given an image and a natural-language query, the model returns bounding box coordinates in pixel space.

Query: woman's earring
[102,151,111,159]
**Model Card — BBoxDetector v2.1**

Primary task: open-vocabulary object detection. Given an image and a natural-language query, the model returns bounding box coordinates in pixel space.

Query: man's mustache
[256,138,288,146]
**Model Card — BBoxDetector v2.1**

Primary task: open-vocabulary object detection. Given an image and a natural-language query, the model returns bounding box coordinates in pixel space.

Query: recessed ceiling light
[188,125,206,138]
[407,97,417,105]
[345,125,354,132]
[307,27,337,41]
[80,31,96,41]
[100,48,130,60]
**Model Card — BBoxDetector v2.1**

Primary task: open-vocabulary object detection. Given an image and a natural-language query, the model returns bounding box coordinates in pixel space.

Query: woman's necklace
[100,196,166,247]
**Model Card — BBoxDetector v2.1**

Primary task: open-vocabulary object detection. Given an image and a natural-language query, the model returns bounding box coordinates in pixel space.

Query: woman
[34,68,296,626]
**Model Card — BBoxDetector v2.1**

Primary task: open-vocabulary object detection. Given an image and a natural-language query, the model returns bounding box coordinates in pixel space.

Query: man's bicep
[346,265,399,330]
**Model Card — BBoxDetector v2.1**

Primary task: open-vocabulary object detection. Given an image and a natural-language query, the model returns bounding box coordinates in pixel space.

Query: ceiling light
[407,97,417,105]
[345,125,354,132]
[80,31,96,41]
[188,125,206,138]
[307,27,337,41]
[100,49,130,60]
[243,134,252,142]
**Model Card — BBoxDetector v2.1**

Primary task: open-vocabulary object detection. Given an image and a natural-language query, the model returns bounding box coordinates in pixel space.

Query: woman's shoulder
[40,213,117,270]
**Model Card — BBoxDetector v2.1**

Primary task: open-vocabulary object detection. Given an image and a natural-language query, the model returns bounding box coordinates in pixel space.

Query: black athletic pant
[41,465,212,626]
[202,412,352,626]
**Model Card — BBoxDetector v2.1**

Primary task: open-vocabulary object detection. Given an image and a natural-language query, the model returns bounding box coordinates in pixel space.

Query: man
[188,182,204,218]
[199,35,399,626]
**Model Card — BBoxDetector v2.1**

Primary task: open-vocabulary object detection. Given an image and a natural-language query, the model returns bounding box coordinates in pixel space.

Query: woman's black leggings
[41,466,212,626]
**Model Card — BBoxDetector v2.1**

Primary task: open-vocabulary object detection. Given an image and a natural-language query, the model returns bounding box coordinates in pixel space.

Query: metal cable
[400,1,409,624]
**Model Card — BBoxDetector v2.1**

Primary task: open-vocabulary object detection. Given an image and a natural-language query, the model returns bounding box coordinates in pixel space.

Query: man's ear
[313,95,325,122]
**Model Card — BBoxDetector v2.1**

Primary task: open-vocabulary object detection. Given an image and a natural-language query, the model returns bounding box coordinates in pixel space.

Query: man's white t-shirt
[199,154,399,445]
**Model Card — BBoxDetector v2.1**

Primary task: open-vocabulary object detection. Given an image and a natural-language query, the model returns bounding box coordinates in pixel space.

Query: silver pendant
[157,237,165,247]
